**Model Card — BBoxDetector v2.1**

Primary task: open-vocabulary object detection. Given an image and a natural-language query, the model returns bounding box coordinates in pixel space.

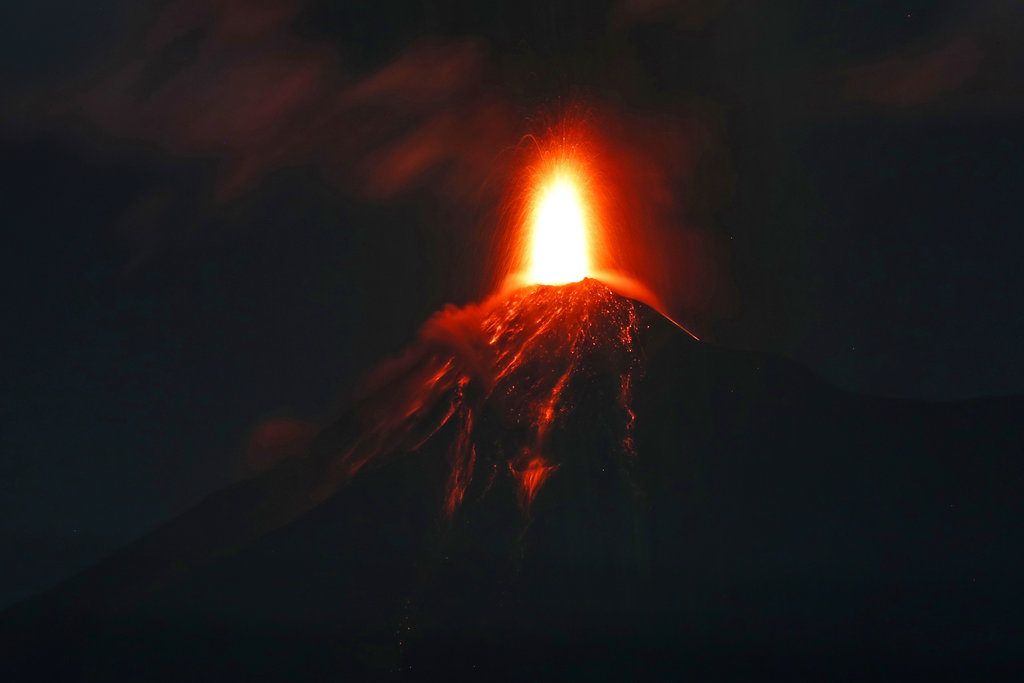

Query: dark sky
[3,0,1023,607]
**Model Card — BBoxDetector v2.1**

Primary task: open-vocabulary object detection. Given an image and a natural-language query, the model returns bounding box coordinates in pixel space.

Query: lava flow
[329,125,654,517]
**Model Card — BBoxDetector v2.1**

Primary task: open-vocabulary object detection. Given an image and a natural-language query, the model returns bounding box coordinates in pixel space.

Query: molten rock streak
[332,279,643,517]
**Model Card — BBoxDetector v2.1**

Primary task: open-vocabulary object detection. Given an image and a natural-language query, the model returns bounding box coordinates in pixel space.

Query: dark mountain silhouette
[4,281,1023,680]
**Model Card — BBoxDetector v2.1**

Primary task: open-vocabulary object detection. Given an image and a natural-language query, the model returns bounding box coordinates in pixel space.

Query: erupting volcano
[330,130,660,520]
[5,120,1023,682]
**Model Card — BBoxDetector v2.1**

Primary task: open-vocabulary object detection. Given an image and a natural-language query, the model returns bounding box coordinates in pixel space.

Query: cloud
[242,416,317,475]
[66,0,513,201]
[845,37,984,107]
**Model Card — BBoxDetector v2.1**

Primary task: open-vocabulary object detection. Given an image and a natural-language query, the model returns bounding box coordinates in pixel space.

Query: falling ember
[527,168,591,285]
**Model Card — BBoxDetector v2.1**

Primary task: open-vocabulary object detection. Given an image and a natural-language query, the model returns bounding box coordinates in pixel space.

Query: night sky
[3,0,1023,608]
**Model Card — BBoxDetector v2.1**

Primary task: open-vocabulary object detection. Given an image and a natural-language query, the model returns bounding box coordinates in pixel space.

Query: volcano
[3,279,1023,680]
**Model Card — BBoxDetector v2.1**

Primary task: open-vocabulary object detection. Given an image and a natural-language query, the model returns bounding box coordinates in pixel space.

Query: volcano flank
[3,281,1023,680]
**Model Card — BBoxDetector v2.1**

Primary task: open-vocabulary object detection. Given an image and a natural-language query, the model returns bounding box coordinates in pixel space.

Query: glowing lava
[321,118,690,520]
[328,279,643,519]
[527,169,591,285]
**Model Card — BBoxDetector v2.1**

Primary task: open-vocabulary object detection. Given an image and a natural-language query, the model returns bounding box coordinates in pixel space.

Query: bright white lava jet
[527,171,591,285]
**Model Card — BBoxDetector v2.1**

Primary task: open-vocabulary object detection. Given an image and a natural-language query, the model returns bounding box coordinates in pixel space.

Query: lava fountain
[526,165,591,285]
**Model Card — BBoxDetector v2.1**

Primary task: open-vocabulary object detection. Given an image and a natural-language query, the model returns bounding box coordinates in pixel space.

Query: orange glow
[495,114,700,340]
[526,168,591,284]
[499,117,605,290]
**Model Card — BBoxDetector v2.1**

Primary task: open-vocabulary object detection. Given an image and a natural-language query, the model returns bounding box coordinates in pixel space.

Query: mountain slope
[4,282,1023,679]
